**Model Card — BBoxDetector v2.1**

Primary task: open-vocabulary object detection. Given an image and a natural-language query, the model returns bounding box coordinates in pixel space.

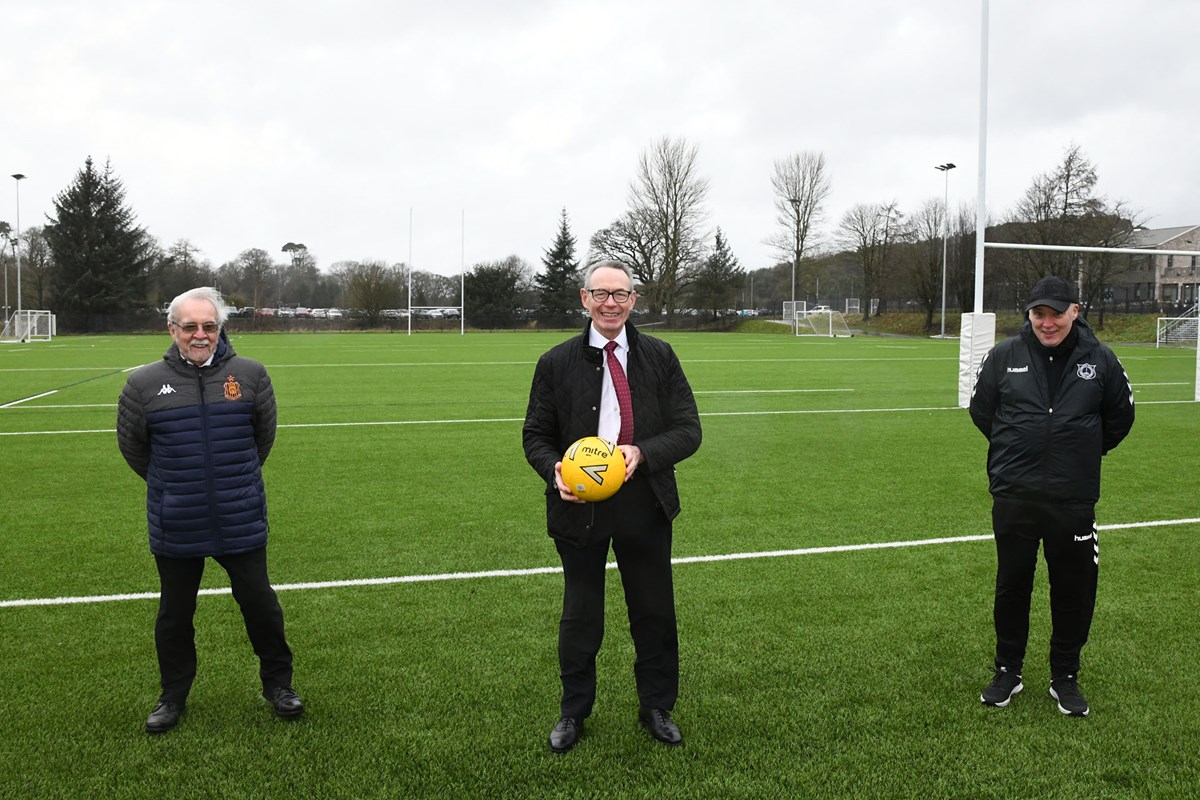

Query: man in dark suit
[523,261,702,752]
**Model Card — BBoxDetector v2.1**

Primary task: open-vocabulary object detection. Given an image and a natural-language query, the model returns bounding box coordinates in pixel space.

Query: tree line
[0,142,1157,333]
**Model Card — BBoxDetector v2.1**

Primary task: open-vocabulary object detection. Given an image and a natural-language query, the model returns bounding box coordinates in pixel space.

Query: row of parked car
[225,307,464,321]
[382,308,461,319]
[229,307,345,319]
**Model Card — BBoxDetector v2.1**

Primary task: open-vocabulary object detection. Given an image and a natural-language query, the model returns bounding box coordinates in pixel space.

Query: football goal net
[1156,306,1197,348]
[1,310,55,343]
[795,309,853,338]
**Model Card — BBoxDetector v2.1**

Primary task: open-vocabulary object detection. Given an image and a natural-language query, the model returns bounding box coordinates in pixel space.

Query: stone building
[1114,225,1199,312]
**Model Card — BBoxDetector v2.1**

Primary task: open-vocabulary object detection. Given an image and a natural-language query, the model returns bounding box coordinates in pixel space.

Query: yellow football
[561,436,627,502]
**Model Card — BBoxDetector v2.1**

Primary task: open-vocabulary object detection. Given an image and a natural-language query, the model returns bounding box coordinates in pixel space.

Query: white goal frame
[1156,311,1198,349]
[1,310,56,343]
[794,309,853,338]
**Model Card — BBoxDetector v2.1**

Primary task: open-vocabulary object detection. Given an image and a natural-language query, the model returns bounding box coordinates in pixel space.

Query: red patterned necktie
[604,340,634,445]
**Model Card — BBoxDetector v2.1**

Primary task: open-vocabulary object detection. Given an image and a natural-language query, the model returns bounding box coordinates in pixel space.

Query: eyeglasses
[584,288,633,303]
[172,322,220,335]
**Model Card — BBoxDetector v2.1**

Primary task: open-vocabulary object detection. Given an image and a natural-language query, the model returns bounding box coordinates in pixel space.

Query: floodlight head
[935,163,956,172]
[11,174,25,181]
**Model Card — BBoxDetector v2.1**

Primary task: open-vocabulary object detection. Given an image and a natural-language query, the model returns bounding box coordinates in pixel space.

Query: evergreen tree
[535,208,581,322]
[690,228,744,317]
[44,157,154,328]
[466,255,527,328]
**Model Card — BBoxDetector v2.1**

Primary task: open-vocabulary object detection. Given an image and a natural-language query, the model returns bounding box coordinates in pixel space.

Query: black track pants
[991,497,1099,678]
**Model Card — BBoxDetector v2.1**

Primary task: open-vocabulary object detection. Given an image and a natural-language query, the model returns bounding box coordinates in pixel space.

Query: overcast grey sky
[4,0,1198,276]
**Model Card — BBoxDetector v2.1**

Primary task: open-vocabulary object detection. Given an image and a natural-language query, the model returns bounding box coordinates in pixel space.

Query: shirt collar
[588,324,629,353]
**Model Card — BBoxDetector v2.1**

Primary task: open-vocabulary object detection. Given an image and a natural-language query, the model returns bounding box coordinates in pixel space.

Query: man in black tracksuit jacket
[969,276,1134,716]
[523,261,701,752]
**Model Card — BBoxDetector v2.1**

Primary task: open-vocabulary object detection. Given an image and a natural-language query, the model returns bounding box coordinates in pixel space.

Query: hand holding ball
[560,436,626,502]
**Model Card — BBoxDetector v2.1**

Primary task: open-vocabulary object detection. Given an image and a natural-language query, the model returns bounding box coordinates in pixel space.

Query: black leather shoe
[639,707,682,745]
[263,686,305,718]
[549,716,583,753]
[145,700,184,734]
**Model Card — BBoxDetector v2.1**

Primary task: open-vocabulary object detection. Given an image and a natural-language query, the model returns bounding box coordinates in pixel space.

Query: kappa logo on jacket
[223,374,242,401]
[157,384,176,396]
[1076,363,1097,380]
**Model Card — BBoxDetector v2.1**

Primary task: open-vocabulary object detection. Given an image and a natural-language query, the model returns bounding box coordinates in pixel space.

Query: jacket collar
[165,328,235,370]
[578,320,639,359]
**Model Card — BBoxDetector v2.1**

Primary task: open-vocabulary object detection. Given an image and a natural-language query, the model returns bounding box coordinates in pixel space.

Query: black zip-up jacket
[117,331,276,558]
[969,316,1134,504]
[523,322,702,546]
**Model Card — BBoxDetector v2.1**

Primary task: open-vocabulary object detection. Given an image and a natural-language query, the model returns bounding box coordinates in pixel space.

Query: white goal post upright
[964,2,1199,404]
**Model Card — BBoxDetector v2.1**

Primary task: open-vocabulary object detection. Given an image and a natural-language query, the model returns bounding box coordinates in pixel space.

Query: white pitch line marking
[0,390,59,408]
[692,389,854,395]
[3,518,1196,609]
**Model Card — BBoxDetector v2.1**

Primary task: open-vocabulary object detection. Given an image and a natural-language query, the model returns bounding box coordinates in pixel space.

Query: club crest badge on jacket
[224,375,243,400]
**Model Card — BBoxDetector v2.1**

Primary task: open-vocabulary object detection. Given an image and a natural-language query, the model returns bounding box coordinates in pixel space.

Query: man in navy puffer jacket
[118,287,302,733]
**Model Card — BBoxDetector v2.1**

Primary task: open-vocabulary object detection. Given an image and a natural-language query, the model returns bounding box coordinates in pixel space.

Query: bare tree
[769,152,832,306]
[906,198,946,331]
[589,207,663,310]
[235,248,275,310]
[334,259,404,325]
[1001,143,1106,288]
[591,136,709,319]
[837,202,906,321]
[995,143,1139,319]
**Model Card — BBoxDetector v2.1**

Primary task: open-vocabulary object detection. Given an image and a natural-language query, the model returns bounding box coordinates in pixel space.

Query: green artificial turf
[1,331,1196,799]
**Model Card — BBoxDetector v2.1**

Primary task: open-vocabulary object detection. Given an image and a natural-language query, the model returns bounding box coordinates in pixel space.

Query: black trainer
[1049,675,1089,717]
[981,666,1023,707]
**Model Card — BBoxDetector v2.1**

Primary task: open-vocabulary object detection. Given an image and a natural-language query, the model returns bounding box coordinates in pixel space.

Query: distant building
[1118,225,1200,312]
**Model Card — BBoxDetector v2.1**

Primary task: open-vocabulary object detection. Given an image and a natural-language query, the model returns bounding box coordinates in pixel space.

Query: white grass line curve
[3,517,1197,610]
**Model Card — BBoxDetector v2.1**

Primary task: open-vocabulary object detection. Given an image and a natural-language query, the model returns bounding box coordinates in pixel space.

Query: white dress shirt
[589,324,629,444]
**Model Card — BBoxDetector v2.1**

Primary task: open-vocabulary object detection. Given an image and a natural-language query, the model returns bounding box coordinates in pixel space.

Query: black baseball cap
[1024,276,1077,313]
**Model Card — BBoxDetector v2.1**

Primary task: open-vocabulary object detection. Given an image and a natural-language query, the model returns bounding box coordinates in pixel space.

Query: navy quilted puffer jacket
[117,331,276,558]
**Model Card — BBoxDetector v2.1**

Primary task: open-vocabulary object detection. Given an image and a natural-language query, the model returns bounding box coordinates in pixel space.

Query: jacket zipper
[196,366,222,554]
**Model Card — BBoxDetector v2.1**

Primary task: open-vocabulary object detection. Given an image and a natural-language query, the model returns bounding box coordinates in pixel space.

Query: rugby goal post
[794,309,853,338]
[1,310,55,343]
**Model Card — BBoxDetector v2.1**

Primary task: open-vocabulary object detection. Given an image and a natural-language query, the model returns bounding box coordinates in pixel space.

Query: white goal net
[1,310,56,342]
[1156,309,1198,348]
[794,309,853,338]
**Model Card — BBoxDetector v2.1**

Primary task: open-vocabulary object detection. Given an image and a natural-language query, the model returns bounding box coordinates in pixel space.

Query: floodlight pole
[935,163,956,336]
[12,174,25,314]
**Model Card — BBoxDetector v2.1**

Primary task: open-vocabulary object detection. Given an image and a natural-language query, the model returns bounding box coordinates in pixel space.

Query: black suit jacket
[523,322,702,546]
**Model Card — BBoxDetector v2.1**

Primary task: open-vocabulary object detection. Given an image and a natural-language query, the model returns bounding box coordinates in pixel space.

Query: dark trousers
[153,548,293,703]
[992,497,1099,678]
[554,477,678,720]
